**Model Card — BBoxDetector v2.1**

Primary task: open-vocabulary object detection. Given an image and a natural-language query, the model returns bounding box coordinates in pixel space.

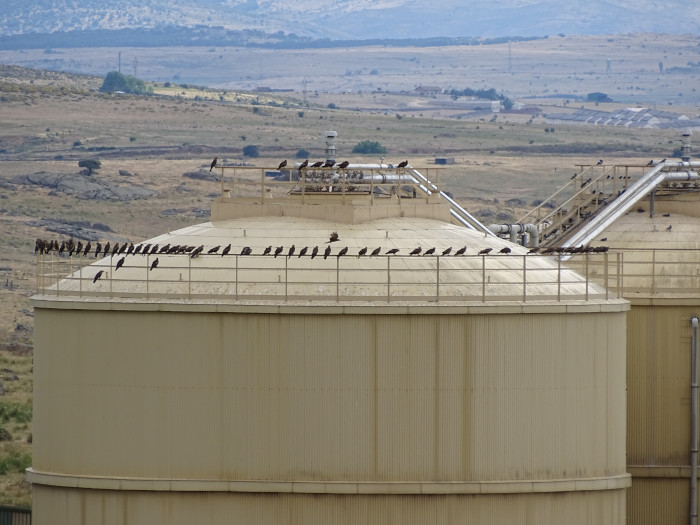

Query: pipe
[692,316,699,525]
[488,223,540,247]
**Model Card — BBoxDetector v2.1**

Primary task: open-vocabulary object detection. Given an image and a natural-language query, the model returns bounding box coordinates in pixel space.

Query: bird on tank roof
[327,232,339,243]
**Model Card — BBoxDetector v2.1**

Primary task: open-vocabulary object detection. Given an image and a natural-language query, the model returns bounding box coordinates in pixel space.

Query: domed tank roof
[39,212,612,305]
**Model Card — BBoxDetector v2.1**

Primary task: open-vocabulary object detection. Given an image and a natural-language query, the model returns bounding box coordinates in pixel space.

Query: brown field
[0,32,697,506]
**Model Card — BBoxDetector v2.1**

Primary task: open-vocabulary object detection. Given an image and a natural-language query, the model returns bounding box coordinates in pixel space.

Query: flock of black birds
[210,157,409,173]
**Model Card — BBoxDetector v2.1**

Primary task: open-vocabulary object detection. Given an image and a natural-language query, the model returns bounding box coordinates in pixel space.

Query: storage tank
[28,165,629,525]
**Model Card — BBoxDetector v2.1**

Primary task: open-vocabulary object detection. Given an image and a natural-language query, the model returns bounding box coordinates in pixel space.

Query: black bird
[158,244,169,254]
[324,245,332,260]
[597,159,604,165]
[59,241,66,255]
[241,247,252,255]
[149,244,159,255]
[660,158,666,163]
[570,173,578,180]
[133,244,143,256]
[322,160,336,168]
[357,247,368,258]
[221,244,231,256]
[274,246,284,258]
[126,243,135,256]
[287,245,296,258]
[115,256,126,271]
[397,160,409,168]
[75,241,83,256]
[666,225,673,231]
[150,258,159,271]
[386,248,399,255]
[338,160,350,169]
[208,245,220,255]
[441,247,452,256]
[600,237,608,242]
[166,245,177,254]
[83,242,91,257]
[527,247,540,254]
[119,243,128,255]
[370,247,381,257]
[94,242,102,258]
[263,246,272,256]
[337,247,348,258]
[298,159,309,170]
[112,243,121,256]
[277,159,288,170]
[139,244,150,255]
[409,247,422,256]
[298,246,308,258]
[423,247,436,256]
[190,245,204,258]
[93,270,104,283]
[310,161,323,168]
[328,232,339,243]
[210,157,218,171]
[311,246,319,259]
[499,247,512,254]
[478,248,493,255]
[646,160,654,166]
[662,213,671,217]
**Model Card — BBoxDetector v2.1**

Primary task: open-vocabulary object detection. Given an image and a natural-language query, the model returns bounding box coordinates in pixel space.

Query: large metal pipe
[488,223,540,247]
[692,316,699,525]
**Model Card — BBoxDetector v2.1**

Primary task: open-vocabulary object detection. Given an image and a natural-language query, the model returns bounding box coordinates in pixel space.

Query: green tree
[99,71,152,95]
[78,159,101,176]
[352,140,387,155]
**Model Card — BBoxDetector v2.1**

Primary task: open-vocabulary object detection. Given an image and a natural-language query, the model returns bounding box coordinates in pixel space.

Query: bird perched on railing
[298,159,309,170]
[337,247,348,258]
[274,246,284,258]
[338,160,350,169]
[263,246,272,256]
[277,159,288,170]
[190,245,204,258]
[208,245,220,255]
[115,257,126,271]
[370,247,381,257]
[441,247,452,256]
[454,246,467,256]
[310,161,323,168]
[409,247,422,256]
[386,248,399,255]
[93,270,104,283]
[499,247,511,254]
[311,246,319,259]
[150,258,159,271]
[287,245,296,258]
[324,245,332,260]
[221,244,231,256]
[397,160,409,169]
[423,247,436,256]
[210,157,218,171]
[298,247,308,258]
[478,248,492,255]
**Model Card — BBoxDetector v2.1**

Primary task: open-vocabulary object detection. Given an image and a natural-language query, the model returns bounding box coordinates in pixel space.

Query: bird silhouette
[133,244,143,256]
[263,246,272,256]
[666,225,672,231]
[454,246,467,256]
[111,243,120,256]
[149,244,158,255]
[423,247,436,256]
[298,246,308,258]
[370,247,381,257]
[338,160,350,169]
[646,160,654,166]
[119,243,128,255]
[328,232,339,243]
[210,157,218,171]
[337,247,348,258]
[126,243,135,256]
[478,248,493,255]
[527,247,540,254]
[660,158,666,163]
[324,245,332,260]
[386,248,399,255]
[441,247,452,256]
[287,245,296,258]
[570,173,578,180]
[311,246,319,259]
[323,160,336,168]
[409,247,422,256]
[597,159,604,165]
[397,160,409,168]
[277,160,288,170]
[310,161,323,168]
[93,270,104,283]
[94,243,102,258]
[499,247,512,254]
[298,159,309,170]
[222,244,231,256]
[190,245,204,258]
[357,247,368,258]
[150,258,159,271]
[241,247,252,255]
[208,246,220,255]
[83,242,91,257]
[115,256,126,271]
[274,246,284,258]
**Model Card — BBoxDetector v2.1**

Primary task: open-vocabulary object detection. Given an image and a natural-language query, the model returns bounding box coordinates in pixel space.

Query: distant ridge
[0,0,698,41]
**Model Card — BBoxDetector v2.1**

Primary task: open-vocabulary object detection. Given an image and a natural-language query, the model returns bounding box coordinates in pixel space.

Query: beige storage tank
[28,167,629,525]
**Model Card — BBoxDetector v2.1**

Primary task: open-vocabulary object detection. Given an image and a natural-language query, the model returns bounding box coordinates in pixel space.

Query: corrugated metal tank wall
[32,307,627,482]
[30,301,629,525]
[626,303,700,525]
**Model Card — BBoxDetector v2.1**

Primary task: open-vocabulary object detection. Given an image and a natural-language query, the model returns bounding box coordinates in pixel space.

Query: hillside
[0,0,699,41]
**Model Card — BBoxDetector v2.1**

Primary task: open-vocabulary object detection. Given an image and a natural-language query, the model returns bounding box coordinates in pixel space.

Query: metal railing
[35,252,616,304]
[0,505,31,525]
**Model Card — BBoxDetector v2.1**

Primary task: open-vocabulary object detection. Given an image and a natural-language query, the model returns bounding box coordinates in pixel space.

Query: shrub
[243,144,260,158]
[78,159,101,176]
[352,140,387,155]
[0,428,11,442]
[296,149,310,159]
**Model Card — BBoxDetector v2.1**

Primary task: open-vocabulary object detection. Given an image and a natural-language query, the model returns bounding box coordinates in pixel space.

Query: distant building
[413,85,443,96]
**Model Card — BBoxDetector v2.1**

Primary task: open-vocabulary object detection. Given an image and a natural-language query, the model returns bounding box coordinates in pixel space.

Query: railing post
[585,252,589,301]
[651,249,656,295]
[387,255,391,302]
[436,256,440,301]
[557,256,562,302]
[188,255,192,298]
[286,255,289,302]
[146,255,150,298]
[335,255,339,302]
[604,251,609,300]
[522,255,527,302]
[481,255,486,302]
[235,255,239,301]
